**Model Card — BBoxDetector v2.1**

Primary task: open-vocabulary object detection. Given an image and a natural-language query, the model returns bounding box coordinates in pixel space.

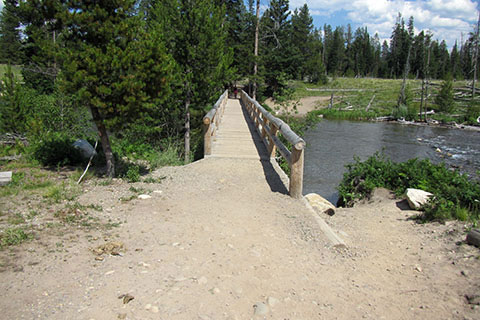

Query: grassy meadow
[287,78,480,124]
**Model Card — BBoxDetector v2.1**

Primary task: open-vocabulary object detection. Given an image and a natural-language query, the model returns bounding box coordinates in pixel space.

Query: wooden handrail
[203,89,229,155]
[240,90,306,198]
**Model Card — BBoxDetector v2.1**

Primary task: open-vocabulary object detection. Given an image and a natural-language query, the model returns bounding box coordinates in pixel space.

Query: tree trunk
[184,94,191,164]
[424,45,431,122]
[398,44,412,107]
[472,11,480,99]
[252,0,260,100]
[419,78,425,121]
[90,106,115,177]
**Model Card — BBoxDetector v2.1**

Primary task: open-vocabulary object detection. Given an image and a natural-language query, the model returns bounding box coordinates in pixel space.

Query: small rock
[118,293,134,304]
[153,190,163,194]
[105,270,115,275]
[198,276,208,285]
[145,304,152,310]
[466,294,480,305]
[138,262,150,268]
[138,194,151,200]
[415,266,422,272]
[461,270,468,277]
[151,306,159,313]
[117,314,127,320]
[253,302,269,315]
[267,296,279,307]
[95,256,104,261]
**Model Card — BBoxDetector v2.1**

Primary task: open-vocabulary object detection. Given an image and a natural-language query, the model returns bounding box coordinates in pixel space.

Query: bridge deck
[209,98,269,160]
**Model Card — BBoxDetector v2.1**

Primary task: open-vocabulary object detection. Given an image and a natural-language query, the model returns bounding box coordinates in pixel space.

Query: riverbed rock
[406,188,433,210]
[305,193,335,216]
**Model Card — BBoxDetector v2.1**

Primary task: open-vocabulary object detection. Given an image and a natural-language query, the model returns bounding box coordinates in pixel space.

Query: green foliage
[338,152,480,222]
[0,227,32,247]
[30,132,82,166]
[435,76,454,113]
[0,1,23,64]
[124,165,140,183]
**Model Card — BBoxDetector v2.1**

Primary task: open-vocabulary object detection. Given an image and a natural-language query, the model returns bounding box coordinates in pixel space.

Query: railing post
[204,122,212,155]
[268,124,278,158]
[289,147,304,199]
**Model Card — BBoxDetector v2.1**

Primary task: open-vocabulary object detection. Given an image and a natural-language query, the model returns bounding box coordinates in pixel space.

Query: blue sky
[250,0,480,48]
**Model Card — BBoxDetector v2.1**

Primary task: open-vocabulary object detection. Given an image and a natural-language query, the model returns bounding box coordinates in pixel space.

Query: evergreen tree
[150,0,233,162]
[18,0,62,93]
[327,26,345,76]
[0,0,22,64]
[450,41,462,79]
[291,4,313,79]
[59,0,177,177]
[260,0,294,95]
[435,75,454,112]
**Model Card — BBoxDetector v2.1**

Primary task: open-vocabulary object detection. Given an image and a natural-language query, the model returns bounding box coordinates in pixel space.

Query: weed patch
[338,152,480,222]
[0,227,32,247]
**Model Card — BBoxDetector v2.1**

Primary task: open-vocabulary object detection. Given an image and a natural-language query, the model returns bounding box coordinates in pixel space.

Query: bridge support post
[204,124,212,155]
[289,147,304,199]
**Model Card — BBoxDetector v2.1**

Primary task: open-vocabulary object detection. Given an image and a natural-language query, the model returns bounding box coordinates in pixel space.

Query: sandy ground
[1,158,479,319]
[264,96,330,116]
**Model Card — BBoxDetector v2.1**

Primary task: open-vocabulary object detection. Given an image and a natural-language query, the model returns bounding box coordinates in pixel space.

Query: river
[303,120,480,205]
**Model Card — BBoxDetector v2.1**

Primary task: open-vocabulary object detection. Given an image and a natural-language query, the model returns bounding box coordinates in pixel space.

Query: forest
[0,0,479,178]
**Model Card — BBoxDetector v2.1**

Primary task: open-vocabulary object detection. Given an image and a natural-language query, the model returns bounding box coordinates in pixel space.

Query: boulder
[406,188,433,210]
[304,193,335,216]
[0,172,12,186]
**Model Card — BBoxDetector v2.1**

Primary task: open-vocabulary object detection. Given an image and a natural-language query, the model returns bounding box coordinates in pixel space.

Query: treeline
[0,0,478,176]
[0,0,235,176]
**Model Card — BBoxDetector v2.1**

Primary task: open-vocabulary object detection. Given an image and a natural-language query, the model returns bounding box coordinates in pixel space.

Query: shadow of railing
[239,99,289,195]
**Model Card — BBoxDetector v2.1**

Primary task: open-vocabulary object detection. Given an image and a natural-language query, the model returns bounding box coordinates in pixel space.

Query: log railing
[203,89,229,156]
[240,90,306,198]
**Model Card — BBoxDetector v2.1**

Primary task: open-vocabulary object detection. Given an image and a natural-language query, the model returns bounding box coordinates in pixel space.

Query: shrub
[337,152,480,222]
[30,132,83,166]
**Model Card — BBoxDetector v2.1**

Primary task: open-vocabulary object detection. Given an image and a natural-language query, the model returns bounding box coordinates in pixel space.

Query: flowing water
[303,120,480,205]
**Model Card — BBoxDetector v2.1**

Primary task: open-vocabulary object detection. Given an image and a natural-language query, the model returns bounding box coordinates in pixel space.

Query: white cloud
[288,0,479,48]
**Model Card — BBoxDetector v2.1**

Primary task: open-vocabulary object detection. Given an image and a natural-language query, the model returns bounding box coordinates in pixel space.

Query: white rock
[267,296,279,307]
[138,194,152,200]
[406,188,433,210]
[151,306,159,313]
[253,302,269,315]
[305,193,335,215]
[198,276,208,285]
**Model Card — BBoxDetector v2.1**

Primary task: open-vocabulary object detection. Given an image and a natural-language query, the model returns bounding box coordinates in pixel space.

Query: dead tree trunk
[472,11,480,99]
[252,0,260,100]
[184,90,191,164]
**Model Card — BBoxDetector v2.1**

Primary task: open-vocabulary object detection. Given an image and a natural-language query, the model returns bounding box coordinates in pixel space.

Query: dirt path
[265,96,330,116]
[1,158,479,319]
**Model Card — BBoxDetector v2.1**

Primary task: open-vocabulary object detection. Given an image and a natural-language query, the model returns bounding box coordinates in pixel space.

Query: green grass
[0,64,22,81]
[288,78,477,123]
[0,227,32,247]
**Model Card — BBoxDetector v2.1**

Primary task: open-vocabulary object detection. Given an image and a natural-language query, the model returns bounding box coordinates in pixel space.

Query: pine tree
[260,0,294,95]
[435,75,454,113]
[291,4,313,79]
[150,0,233,162]
[0,0,22,64]
[18,0,62,93]
[59,0,177,177]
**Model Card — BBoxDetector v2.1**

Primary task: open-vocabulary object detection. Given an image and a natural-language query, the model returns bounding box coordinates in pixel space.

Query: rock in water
[406,188,433,210]
[305,193,335,216]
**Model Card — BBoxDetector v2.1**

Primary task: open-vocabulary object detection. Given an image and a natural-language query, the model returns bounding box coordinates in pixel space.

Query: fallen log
[466,229,480,247]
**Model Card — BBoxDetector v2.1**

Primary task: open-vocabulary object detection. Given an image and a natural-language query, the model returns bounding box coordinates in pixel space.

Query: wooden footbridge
[203,90,305,198]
